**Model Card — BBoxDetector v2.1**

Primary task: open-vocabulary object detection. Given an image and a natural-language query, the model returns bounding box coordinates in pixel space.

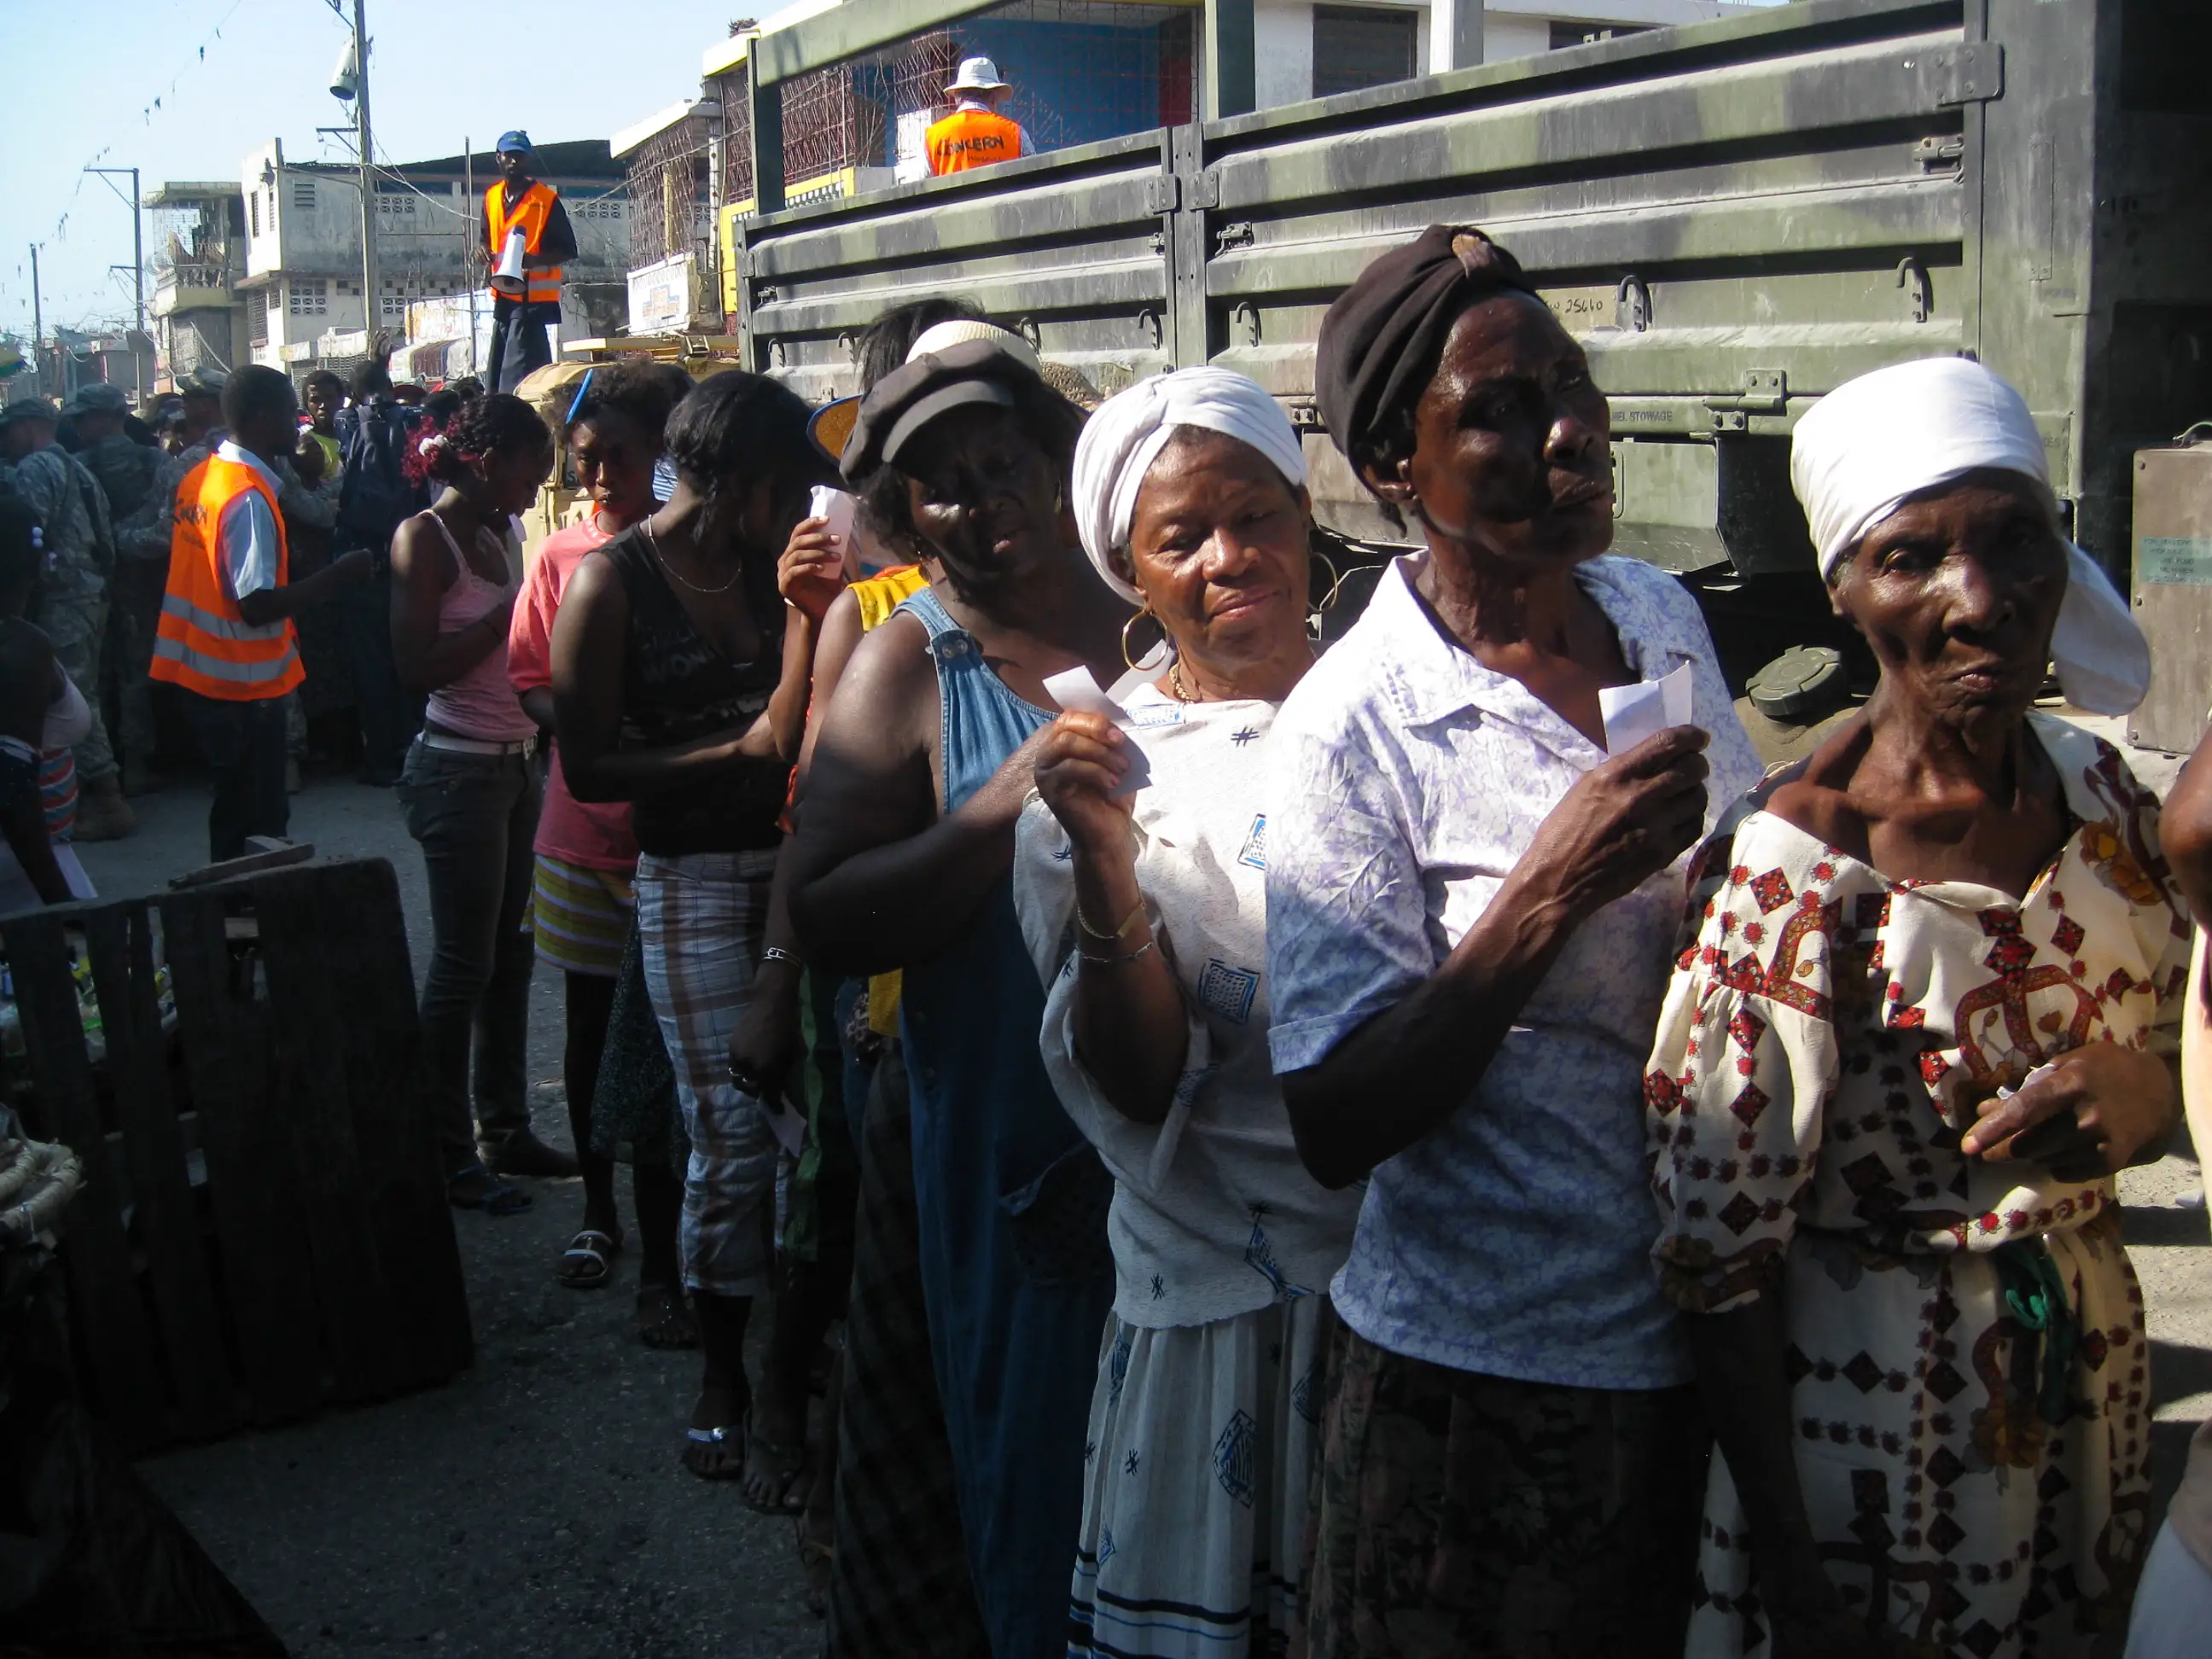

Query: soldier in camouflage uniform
[0,396,133,839]
[66,384,165,795]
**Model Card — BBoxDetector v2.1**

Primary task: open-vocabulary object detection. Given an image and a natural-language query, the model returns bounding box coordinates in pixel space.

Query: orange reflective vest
[486,179,563,306]
[925,108,1022,175]
[152,454,303,702]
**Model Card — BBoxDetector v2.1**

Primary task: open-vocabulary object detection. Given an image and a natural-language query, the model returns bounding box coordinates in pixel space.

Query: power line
[48,0,254,247]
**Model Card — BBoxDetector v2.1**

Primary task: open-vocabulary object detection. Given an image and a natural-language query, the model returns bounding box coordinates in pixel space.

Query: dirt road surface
[66,721,2212,1655]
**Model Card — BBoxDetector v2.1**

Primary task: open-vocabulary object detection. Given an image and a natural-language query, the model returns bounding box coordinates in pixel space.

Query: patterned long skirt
[1305,1325,1707,1659]
[827,1040,990,1658]
[1070,1296,1334,1659]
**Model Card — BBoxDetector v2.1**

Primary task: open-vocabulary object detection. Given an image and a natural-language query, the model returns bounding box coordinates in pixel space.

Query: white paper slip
[1598,661,1697,757]
[806,485,858,546]
[1040,664,1155,795]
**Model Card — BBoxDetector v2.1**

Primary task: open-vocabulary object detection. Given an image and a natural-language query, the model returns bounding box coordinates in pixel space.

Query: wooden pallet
[1,858,471,1453]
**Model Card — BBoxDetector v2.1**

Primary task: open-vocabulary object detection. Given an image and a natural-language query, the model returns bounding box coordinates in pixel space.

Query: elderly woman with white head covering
[1010,367,1363,1658]
[1647,354,2183,1656]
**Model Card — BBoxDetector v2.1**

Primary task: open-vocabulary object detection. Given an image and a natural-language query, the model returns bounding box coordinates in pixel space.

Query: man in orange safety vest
[925,57,1032,176]
[481,131,579,393]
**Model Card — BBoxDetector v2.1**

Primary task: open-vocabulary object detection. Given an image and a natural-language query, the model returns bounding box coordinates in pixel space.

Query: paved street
[79,775,819,1658]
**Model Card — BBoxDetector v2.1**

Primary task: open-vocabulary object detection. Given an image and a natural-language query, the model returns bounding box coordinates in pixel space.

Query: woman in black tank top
[550,372,840,1486]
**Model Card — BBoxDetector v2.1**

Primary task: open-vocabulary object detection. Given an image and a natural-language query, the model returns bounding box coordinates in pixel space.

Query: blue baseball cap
[495,130,533,155]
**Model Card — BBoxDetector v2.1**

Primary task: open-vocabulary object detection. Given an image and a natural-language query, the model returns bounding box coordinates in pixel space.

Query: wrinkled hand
[1035,713,1136,856]
[727,963,803,1103]
[1521,725,1710,921]
[778,517,847,624]
[1961,1043,2178,1179]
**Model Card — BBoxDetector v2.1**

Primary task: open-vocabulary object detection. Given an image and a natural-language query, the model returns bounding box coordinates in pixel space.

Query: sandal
[556,1228,621,1289]
[636,1284,700,1349]
[739,1429,808,1515]
[795,1513,834,1619]
[447,1163,531,1216]
[681,1419,748,1481]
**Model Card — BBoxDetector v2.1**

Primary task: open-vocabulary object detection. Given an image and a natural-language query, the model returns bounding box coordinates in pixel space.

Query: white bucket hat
[947,55,1010,94]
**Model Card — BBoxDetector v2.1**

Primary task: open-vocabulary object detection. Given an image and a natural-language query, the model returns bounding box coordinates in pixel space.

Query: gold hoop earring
[1121,606,1155,675]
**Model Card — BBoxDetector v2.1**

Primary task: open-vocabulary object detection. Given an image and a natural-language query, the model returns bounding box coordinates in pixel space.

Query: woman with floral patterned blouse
[1648,358,2183,1658]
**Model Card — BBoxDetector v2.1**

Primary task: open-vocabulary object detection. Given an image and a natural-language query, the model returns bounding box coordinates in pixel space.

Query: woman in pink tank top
[390,393,560,1214]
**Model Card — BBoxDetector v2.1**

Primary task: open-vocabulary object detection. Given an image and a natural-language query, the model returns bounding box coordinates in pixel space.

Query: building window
[288,278,329,317]
[1313,6,1419,98]
[1550,21,1645,49]
[293,178,317,211]
[250,192,261,237]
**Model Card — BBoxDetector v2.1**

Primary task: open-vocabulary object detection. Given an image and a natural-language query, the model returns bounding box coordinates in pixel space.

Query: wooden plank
[81,905,238,1440]
[309,859,472,1384]
[1,906,167,1446]
[158,887,324,1425]
[245,865,404,1401]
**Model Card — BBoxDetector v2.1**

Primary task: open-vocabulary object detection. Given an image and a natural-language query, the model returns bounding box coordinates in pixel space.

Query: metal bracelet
[762,946,800,967]
[1074,898,1145,942]
[1078,937,1156,968]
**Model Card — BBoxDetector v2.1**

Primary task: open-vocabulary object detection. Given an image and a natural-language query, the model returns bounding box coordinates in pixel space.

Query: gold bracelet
[1075,898,1145,943]
[1079,937,1156,967]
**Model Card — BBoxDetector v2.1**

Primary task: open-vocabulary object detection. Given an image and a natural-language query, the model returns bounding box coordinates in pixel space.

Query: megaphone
[329,38,359,102]
[491,228,527,297]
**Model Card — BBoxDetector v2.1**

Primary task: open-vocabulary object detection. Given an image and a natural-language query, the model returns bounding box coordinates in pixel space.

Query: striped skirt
[1069,1296,1334,1659]
[530,854,635,978]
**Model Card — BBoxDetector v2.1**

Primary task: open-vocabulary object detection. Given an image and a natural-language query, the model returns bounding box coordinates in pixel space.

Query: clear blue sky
[0,0,734,337]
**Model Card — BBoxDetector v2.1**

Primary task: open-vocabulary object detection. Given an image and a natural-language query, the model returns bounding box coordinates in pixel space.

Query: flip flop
[739,1429,808,1515]
[637,1284,700,1349]
[556,1228,621,1289]
[681,1418,748,1481]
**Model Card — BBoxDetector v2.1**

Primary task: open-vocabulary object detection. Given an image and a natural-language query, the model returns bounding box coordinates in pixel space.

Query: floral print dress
[1646,715,2188,1658]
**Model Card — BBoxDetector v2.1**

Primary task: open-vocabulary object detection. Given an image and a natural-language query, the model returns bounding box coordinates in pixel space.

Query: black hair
[351,358,394,402]
[404,391,550,488]
[568,358,681,445]
[421,387,465,427]
[665,371,830,550]
[858,368,1086,571]
[857,297,984,393]
[304,369,346,399]
[222,364,296,434]
[446,375,485,402]
[0,497,44,591]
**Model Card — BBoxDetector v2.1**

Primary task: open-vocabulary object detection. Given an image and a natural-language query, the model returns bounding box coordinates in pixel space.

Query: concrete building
[1254,0,1748,107]
[147,181,248,389]
[235,137,632,378]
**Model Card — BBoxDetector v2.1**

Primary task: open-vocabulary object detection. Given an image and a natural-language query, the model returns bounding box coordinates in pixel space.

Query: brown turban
[1313,224,1540,471]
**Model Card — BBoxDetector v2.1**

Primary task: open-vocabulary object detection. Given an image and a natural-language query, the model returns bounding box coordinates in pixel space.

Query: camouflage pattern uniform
[79,433,165,784]
[1,441,119,789]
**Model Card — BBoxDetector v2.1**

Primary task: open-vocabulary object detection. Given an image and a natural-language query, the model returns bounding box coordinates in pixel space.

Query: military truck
[729,0,2209,699]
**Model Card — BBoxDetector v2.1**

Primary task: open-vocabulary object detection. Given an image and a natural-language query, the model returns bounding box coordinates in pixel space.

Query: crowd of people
[3,217,2209,1658]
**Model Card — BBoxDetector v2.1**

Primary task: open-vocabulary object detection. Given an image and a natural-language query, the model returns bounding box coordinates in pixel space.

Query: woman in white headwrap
[1647,355,2183,1656]
[1010,367,1363,1658]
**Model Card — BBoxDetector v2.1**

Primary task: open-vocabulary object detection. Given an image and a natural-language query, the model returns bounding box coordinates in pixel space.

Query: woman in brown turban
[1264,224,1763,1654]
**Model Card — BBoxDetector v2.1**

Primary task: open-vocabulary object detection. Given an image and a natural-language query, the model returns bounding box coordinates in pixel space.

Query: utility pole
[352,0,379,350]
[27,245,42,395]
[84,165,147,396]
[463,136,478,376]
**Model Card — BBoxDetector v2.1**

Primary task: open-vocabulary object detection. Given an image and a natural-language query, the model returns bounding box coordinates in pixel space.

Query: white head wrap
[1069,368,1307,603]
[1790,356,2150,716]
